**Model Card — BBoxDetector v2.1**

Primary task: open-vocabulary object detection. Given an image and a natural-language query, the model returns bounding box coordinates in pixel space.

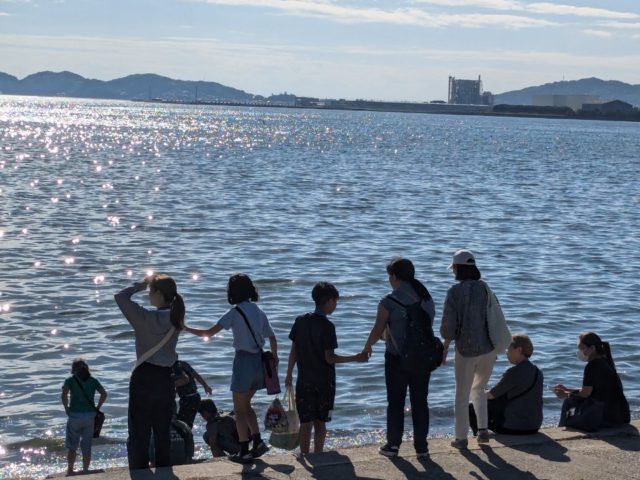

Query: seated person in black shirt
[470,334,543,436]
[554,332,630,430]
[198,399,241,457]
[285,282,368,454]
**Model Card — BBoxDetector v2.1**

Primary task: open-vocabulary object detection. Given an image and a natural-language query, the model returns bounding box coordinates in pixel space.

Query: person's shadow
[296,451,379,480]
[588,424,640,452]
[239,458,295,478]
[493,432,570,462]
[388,455,456,480]
[128,466,180,480]
[461,446,539,480]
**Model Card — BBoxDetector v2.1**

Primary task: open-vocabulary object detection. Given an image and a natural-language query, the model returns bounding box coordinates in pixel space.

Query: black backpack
[386,295,444,373]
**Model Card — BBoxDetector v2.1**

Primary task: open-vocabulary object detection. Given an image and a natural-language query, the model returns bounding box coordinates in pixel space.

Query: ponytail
[601,341,616,372]
[386,257,431,301]
[410,278,431,302]
[170,293,185,330]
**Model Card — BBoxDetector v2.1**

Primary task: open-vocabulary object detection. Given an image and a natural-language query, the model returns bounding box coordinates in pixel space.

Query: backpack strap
[236,306,262,352]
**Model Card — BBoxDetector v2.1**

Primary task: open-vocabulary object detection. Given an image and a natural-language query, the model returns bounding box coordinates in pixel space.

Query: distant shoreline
[130,98,640,123]
[2,93,638,123]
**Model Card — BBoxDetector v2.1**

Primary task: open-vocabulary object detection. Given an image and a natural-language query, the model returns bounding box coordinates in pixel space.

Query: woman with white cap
[440,249,497,448]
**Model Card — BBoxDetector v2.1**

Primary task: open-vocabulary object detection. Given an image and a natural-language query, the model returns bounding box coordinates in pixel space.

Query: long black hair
[386,257,431,301]
[454,264,481,281]
[580,332,616,371]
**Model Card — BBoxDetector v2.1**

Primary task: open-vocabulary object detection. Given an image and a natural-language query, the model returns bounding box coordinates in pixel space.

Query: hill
[0,71,291,103]
[495,78,640,106]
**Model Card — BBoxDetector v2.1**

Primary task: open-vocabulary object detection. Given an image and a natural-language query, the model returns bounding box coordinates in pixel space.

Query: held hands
[362,345,372,359]
[354,351,369,363]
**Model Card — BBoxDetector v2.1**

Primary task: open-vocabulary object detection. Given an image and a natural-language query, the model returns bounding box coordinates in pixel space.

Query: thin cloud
[196,0,556,28]
[600,21,640,30]
[581,29,613,38]
[414,0,639,20]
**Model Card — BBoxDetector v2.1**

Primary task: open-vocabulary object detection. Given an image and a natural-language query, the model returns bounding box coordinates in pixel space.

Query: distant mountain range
[494,78,640,106]
[0,71,296,104]
[1,71,639,107]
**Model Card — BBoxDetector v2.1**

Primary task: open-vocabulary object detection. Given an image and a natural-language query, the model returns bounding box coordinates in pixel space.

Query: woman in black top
[553,332,630,429]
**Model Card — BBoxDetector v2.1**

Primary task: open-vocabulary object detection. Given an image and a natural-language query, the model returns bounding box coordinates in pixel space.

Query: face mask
[577,348,589,362]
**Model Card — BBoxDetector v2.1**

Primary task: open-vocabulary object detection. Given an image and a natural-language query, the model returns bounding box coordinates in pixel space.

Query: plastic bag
[264,397,288,432]
[285,385,300,434]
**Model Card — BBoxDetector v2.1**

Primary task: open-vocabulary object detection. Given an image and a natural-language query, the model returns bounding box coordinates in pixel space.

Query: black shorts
[296,383,335,423]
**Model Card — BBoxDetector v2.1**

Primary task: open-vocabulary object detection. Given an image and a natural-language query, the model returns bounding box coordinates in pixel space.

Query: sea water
[0,96,638,478]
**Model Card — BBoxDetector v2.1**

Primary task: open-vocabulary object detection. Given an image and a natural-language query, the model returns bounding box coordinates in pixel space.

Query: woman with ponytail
[363,257,436,458]
[553,332,630,429]
[115,274,184,470]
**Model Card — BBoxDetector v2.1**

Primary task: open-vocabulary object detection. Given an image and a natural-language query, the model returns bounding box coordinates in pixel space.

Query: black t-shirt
[289,313,338,390]
[583,357,630,425]
[172,360,198,398]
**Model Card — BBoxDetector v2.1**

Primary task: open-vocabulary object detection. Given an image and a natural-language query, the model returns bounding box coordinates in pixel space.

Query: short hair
[198,399,218,417]
[71,359,90,380]
[311,282,339,306]
[510,334,534,358]
[227,273,259,305]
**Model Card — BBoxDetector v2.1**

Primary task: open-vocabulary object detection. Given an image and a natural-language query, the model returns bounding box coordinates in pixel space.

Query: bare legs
[66,450,91,475]
[233,390,258,442]
[299,420,327,454]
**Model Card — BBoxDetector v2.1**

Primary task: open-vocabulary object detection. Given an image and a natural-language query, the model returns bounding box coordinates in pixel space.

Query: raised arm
[114,280,149,325]
[363,303,390,356]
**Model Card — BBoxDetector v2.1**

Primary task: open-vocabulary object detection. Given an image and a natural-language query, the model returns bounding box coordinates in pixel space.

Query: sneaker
[477,429,490,444]
[228,452,254,464]
[450,438,468,449]
[251,440,270,459]
[379,444,399,457]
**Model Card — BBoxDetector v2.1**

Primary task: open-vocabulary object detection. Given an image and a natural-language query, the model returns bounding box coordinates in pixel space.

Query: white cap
[448,249,476,269]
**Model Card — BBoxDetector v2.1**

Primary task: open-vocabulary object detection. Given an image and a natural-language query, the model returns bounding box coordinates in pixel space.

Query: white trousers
[454,350,496,440]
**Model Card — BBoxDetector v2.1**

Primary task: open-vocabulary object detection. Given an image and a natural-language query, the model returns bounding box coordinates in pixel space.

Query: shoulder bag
[236,306,281,395]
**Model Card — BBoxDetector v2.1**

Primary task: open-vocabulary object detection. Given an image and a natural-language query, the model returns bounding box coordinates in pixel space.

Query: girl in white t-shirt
[185,273,278,463]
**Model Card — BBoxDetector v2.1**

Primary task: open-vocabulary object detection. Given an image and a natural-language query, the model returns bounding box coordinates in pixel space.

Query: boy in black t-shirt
[285,282,368,454]
[198,399,241,457]
[172,360,213,428]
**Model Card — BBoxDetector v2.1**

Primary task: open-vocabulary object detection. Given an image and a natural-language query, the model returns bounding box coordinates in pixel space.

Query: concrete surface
[50,421,640,480]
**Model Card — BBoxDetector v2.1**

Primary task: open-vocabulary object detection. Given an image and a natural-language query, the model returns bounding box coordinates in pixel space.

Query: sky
[1,0,639,101]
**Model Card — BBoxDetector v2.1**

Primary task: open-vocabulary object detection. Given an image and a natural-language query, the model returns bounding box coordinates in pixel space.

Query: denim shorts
[230,350,265,393]
[65,411,95,456]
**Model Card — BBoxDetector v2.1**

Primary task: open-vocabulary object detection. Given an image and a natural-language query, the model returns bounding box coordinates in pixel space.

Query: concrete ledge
[49,421,640,480]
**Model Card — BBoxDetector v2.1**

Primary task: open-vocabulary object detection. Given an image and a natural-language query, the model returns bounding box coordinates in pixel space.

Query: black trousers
[384,352,431,453]
[128,362,175,469]
[177,393,201,428]
[469,398,539,435]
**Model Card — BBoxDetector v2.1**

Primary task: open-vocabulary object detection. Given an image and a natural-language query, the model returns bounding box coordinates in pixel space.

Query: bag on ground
[269,388,300,450]
[566,397,605,432]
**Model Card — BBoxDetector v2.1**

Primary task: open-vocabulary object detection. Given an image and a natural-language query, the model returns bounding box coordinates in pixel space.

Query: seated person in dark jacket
[198,399,241,457]
[554,332,629,430]
[471,334,543,435]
